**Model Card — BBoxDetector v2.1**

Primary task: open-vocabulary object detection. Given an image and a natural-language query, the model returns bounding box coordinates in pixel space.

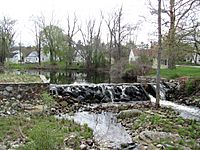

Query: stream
[53,82,200,149]
[56,112,134,149]
[150,95,200,121]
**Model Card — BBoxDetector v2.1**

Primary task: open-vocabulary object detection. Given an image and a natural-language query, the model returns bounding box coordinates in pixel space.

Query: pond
[2,69,126,84]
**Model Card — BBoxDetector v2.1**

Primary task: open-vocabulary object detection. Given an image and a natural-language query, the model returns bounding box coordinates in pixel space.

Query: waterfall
[50,83,150,103]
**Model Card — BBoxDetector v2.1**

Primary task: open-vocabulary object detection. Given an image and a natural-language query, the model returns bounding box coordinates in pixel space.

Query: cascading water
[51,81,200,149]
[50,83,150,103]
[56,111,134,149]
[147,83,200,121]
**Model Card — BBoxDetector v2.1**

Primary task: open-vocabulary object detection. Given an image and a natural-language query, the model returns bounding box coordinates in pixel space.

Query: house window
[164,60,167,65]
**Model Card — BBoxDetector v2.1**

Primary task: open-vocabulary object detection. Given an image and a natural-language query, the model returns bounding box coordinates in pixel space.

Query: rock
[60,101,69,107]
[17,95,22,99]
[117,109,143,119]
[64,148,73,150]
[3,91,9,96]
[79,144,87,150]
[134,131,181,148]
[5,86,13,92]
[64,133,79,149]
[0,145,6,150]
[86,139,94,146]
[156,144,164,148]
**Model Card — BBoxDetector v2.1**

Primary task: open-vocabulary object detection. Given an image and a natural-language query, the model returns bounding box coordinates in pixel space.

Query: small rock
[157,144,164,148]
[17,95,22,99]
[5,86,13,92]
[3,91,9,96]
[86,139,94,146]
[79,144,87,150]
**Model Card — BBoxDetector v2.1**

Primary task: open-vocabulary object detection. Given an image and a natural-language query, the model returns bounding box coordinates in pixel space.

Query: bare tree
[79,18,103,68]
[65,13,79,67]
[104,12,117,66]
[104,6,137,62]
[31,16,42,65]
[148,0,200,68]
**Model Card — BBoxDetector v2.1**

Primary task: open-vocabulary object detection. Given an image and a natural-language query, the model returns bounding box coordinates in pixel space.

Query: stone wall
[0,83,49,100]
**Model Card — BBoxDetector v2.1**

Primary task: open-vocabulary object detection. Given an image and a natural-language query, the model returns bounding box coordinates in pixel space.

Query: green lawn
[150,66,200,79]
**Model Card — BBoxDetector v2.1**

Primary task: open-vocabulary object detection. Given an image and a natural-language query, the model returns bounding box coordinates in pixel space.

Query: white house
[129,49,136,62]
[73,49,85,63]
[24,51,50,63]
[24,51,38,63]
[6,50,23,63]
[185,53,200,65]
[129,48,168,68]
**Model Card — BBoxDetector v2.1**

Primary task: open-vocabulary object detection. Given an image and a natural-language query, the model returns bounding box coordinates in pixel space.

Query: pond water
[2,69,125,84]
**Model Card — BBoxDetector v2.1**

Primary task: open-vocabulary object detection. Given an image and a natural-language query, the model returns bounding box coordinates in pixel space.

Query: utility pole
[156,0,162,108]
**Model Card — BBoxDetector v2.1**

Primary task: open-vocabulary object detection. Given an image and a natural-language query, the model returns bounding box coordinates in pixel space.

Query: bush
[185,78,200,95]
[124,62,152,76]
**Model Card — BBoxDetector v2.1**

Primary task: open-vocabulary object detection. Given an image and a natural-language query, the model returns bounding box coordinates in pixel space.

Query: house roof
[7,52,18,58]
[131,48,157,58]
[10,46,36,57]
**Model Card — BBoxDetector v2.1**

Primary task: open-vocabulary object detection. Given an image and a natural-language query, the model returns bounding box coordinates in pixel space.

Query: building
[129,48,168,69]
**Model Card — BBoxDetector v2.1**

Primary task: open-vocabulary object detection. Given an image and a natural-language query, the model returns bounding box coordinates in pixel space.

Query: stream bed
[56,111,134,149]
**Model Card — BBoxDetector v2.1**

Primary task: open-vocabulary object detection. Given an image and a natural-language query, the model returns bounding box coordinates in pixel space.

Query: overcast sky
[0,0,157,46]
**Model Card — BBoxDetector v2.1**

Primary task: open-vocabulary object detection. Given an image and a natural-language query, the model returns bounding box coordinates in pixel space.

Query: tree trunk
[156,0,162,108]
[38,35,41,65]
[167,0,176,69]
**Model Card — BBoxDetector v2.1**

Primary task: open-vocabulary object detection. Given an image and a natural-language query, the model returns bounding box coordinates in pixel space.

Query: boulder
[117,109,143,119]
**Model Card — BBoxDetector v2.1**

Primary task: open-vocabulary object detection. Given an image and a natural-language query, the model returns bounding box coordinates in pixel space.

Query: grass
[149,66,200,79]
[0,115,93,150]
[5,61,85,70]
[129,111,200,149]
[41,92,54,109]
[0,72,42,83]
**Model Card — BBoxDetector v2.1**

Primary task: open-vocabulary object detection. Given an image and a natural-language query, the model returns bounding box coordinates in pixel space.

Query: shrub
[185,78,200,95]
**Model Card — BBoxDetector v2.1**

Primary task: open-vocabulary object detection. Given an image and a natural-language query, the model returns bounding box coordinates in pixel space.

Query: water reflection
[2,69,113,84]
